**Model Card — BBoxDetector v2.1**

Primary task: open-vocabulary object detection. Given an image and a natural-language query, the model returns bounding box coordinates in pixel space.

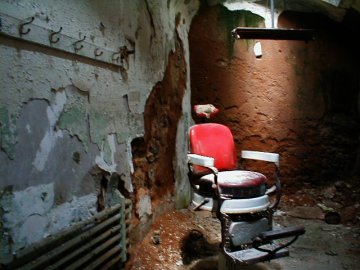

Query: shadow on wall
[189,3,360,186]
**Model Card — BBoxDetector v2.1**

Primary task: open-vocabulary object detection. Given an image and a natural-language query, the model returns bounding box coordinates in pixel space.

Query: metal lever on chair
[256,226,305,242]
[252,226,305,255]
[193,198,210,211]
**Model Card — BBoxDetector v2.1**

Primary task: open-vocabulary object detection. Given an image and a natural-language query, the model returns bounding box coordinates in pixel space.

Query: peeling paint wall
[0,0,199,260]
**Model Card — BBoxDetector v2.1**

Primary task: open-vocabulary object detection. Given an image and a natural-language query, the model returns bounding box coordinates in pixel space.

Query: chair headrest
[193,104,219,119]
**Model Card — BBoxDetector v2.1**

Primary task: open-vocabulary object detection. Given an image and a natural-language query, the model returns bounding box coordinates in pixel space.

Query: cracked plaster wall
[0,0,199,259]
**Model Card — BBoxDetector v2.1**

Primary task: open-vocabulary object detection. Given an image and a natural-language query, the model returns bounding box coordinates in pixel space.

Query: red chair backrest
[189,123,237,174]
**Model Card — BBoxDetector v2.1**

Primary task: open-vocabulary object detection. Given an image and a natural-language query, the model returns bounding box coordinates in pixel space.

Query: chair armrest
[241,150,281,210]
[187,154,215,167]
[241,150,279,167]
[187,154,219,186]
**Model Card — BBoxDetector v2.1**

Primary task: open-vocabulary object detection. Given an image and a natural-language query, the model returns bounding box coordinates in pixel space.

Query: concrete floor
[126,206,360,270]
[183,211,360,270]
[273,214,360,270]
[126,178,360,269]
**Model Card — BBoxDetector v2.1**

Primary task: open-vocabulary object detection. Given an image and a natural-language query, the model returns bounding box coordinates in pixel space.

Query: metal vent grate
[1,200,131,270]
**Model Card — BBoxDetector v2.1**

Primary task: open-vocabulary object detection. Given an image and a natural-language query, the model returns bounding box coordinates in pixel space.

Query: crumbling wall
[189,3,359,185]
[0,0,199,260]
[130,31,188,243]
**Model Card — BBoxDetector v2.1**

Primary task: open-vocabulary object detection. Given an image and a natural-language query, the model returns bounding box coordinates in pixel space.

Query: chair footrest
[258,226,305,241]
[227,244,289,264]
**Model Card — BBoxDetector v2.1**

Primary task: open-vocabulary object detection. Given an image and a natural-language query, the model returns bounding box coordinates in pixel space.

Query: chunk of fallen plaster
[136,188,152,218]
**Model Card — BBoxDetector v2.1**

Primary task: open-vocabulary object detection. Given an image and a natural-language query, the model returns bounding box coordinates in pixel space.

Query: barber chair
[187,105,304,268]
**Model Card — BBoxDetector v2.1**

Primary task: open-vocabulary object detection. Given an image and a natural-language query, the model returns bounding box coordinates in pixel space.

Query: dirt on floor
[125,180,360,270]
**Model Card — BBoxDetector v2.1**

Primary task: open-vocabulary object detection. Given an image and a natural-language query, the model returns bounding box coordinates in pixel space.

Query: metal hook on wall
[94,48,103,57]
[112,50,121,62]
[19,16,35,35]
[120,46,135,61]
[49,27,63,44]
[120,45,135,68]
[73,35,86,52]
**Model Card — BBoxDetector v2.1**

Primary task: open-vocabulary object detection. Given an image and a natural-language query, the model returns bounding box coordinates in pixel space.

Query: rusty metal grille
[1,200,131,270]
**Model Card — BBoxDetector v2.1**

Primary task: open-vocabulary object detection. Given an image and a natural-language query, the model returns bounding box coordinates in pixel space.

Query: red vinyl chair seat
[199,170,266,188]
[197,170,267,199]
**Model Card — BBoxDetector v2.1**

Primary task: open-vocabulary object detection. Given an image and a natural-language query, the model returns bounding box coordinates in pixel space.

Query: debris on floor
[125,180,360,270]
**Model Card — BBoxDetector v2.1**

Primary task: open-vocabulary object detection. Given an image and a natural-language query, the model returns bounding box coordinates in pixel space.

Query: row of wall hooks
[1,13,134,68]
